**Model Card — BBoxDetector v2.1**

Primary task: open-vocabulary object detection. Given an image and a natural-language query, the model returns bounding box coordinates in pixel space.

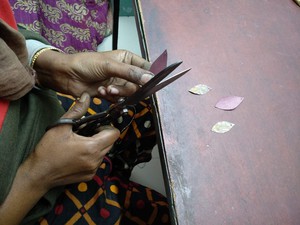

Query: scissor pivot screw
[121,108,129,116]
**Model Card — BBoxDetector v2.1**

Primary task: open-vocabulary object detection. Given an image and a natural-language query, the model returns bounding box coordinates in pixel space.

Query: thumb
[62,92,90,119]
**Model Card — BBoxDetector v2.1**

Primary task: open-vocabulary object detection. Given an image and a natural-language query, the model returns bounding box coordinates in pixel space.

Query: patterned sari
[10,0,112,53]
[38,157,170,225]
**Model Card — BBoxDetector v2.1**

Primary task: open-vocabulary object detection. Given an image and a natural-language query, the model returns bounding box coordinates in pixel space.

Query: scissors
[46,50,191,136]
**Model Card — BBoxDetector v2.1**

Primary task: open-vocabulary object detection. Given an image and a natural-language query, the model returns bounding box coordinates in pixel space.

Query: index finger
[100,58,154,86]
[117,50,152,70]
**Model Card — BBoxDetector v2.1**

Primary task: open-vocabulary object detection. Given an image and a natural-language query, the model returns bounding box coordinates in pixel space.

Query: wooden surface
[135,1,300,224]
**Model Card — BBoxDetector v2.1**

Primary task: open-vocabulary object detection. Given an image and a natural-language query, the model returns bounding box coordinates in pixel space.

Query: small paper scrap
[215,96,244,111]
[212,121,235,133]
[189,84,212,95]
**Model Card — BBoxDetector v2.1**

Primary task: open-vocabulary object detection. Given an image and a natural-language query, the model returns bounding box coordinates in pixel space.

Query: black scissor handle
[45,118,76,132]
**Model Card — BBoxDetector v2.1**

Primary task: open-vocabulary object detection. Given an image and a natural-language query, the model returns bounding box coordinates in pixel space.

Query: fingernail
[79,92,89,103]
[108,86,119,95]
[98,86,106,96]
[141,74,154,84]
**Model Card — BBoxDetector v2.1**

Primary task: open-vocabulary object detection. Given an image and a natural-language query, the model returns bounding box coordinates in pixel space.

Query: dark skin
[0,19,154,225]
[34,49,153,102]
[0,19,154,102]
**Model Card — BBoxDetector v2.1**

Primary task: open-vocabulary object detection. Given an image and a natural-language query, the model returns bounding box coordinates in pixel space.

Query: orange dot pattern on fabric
[40,219,49,225]
[38,159,170,224]
[40,93,169,224]
[93,98,102,105]
[78,182,88,192]
[100,162,106,169]
[110,185,119,194]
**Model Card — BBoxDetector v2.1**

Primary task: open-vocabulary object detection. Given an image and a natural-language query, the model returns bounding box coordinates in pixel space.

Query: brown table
[133,1,300,224]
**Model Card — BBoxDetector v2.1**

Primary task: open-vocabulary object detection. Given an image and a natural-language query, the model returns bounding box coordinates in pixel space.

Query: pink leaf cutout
[150,50,168,75]
[215,96,244,111]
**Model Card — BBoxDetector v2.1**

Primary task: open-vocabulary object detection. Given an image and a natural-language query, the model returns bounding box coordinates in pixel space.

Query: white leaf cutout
[212,121,235,133]
[189,84,212,95]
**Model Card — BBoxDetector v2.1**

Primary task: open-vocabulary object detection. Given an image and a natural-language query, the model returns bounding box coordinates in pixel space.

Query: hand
[34,50,154,102]
[25,93,120,189]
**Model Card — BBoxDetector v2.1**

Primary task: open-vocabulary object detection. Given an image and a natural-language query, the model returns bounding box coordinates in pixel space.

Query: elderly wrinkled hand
[27,92,120,189]
[34,49,154,102]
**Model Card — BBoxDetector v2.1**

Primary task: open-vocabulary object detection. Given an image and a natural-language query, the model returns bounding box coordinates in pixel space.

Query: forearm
[25,39,69,91]
[0,157,48,225]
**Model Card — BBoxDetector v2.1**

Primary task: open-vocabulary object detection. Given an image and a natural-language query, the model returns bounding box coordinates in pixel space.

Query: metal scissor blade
[124,61,182,106]
[140,68,191,98]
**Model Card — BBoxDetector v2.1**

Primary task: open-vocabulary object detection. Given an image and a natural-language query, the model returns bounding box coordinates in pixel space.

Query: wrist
[30,47,62,68]
[19,153,51,194]
[32,48,68,90]
[0,154,50,224]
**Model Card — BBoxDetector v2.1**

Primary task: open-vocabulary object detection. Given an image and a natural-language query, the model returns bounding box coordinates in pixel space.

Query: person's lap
[57,94,156,178]
[38,157,170,225]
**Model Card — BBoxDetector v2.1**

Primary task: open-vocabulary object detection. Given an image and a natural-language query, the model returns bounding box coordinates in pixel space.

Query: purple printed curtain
[10,0,112,53]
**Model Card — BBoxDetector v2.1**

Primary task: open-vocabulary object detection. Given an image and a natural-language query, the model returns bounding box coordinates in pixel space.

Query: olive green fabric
[18,24,50,45]
[0,88,65,225]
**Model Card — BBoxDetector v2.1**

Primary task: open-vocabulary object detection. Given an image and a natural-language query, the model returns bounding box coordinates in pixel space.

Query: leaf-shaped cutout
[150,50,168,75]
[212,121,235,133]
[189,84,212,95]
[215,96,244,110]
